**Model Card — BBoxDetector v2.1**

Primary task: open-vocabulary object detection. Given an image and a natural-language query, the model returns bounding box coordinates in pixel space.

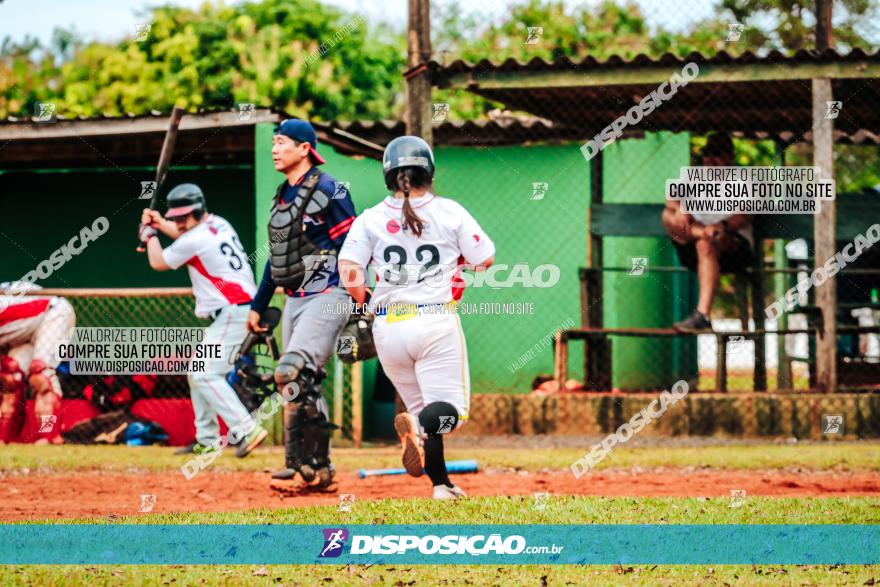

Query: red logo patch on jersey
[304,213,325,226]
[209,227,219,235]
[473,234,480,242]
[386,219,401,234]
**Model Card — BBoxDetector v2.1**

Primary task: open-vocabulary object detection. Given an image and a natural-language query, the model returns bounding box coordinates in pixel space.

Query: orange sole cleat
[394,412,424,477]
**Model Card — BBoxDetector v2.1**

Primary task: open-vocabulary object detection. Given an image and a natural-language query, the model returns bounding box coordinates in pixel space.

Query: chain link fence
[0,289,361,445]
[430,50,880,393]
[3,5,880,403]
[435,123,880,392]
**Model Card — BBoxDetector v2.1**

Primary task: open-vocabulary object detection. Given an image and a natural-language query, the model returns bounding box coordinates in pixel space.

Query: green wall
[2,128,696,398]
[0,167,255,287]
[601,132,697,389]
[252,132,588,397]
[433,144,588,393]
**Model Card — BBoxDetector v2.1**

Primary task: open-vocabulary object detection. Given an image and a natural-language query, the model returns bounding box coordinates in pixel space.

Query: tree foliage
[0,0,405,121]
[431,0,878,120]
[722,0,878,51]
[1,0,877,122]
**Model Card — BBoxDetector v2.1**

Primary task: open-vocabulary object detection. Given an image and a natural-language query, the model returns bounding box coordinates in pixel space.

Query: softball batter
[339,136,495,500]
[140,184,268,457]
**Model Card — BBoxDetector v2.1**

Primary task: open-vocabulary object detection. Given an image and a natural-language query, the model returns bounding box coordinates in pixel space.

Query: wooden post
[588,151,604,270]
[812,79,837,391]
[406,0,433,146]
[813,2,837,391]
[774,140,793,390]
[751,245,767,391]
[351,361,363,448]
[815,0,833,50]
[553,331,568,389]
[586,151,606,389]
[716,334,728,393]
[333,357,344,441]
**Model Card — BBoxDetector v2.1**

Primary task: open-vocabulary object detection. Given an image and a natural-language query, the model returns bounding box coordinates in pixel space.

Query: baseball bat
[358,459,478,479]
[137,106,185,252]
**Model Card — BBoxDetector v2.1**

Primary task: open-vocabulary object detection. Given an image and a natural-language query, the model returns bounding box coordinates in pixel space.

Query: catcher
[248,119,357,489]
[0,290,76,444]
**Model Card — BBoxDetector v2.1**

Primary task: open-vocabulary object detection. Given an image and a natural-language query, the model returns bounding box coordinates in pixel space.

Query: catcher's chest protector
[268,174,332,290]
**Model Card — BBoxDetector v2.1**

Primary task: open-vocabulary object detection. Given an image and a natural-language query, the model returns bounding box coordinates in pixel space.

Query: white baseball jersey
[339,193,495,306]
[0,296,52,348]
[163,215,257,319]
[0,296,75,387]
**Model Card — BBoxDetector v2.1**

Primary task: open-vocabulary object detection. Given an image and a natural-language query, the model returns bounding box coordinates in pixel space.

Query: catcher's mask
[227,307,282,413]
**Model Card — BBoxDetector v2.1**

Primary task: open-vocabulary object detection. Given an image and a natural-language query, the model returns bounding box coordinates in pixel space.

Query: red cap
[165,205,199,219]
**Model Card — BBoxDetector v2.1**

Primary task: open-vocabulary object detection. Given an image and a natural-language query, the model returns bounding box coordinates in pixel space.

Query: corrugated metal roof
[0,108,387,169]
[429,48,880,77]
[330,117,575,146]
[2,105,878,171]
[427,48,880,136]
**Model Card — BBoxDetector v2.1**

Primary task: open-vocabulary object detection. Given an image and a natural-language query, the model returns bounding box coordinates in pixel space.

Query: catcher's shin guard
[274,352,309,475]
[274,352,334,480]
[298,390,332,477]
[282,401,305,473]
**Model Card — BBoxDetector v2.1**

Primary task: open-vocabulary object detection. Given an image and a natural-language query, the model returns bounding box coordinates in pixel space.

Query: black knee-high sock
[424,435,452,487]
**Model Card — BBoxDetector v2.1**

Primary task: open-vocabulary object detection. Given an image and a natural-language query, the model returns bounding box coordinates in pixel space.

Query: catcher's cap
[275,119,326,165]
[165,183,206,219]
[382,135,435,190]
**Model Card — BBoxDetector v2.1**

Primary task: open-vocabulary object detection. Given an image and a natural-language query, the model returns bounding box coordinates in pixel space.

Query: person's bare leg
[662,208,691,244]
[695,237,721,315]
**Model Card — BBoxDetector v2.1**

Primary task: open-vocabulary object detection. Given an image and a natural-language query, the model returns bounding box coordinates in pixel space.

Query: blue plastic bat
[358,459,478,479]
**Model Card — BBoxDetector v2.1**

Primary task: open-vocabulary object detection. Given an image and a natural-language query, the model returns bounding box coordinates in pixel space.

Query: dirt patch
[2,468,879,522]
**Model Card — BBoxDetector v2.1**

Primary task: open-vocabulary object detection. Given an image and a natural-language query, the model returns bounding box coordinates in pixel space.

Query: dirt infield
[2,467,879,522]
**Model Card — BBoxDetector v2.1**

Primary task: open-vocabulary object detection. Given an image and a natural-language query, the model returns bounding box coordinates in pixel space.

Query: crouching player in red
[0,294,76,444]
[339,136,495,499]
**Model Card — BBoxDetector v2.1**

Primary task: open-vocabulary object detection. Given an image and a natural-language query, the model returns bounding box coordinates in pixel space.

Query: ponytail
[397,169,426,238]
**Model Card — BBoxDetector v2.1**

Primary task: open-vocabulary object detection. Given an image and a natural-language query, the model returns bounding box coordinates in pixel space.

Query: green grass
[4,563,879,587]
[25,495,880,525]
[698,369,810,392]
[7,496,880,585]
[3,443,878,585]
[2,441,878,473]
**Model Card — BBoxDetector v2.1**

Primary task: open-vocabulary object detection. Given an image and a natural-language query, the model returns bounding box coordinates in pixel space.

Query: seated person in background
[662,133,754,332]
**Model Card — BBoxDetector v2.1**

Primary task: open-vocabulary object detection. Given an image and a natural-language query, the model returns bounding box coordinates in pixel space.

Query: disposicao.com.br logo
[319,528,563,557]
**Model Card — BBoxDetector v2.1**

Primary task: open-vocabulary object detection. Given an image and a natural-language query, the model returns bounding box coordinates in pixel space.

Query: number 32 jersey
[162,214,257,318]
[339,193,495,306]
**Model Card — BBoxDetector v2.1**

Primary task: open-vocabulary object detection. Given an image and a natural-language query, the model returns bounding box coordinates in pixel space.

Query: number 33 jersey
[339,193,495,307]
[162,214,257,319]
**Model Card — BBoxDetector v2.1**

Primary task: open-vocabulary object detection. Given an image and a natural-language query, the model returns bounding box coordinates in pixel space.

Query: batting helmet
[382,136,435,190]
[165,183,206,219]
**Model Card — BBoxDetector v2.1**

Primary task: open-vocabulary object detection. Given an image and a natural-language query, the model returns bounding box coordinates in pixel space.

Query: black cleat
[299,464,317,483]
[316,466,334,487]
[673,310,713,333]
[311,466,336,492]
[271,468,299,481]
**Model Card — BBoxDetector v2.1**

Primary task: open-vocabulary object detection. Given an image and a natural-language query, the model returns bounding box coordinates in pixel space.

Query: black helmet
[383,136,435,190]
[165,183,206,219]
